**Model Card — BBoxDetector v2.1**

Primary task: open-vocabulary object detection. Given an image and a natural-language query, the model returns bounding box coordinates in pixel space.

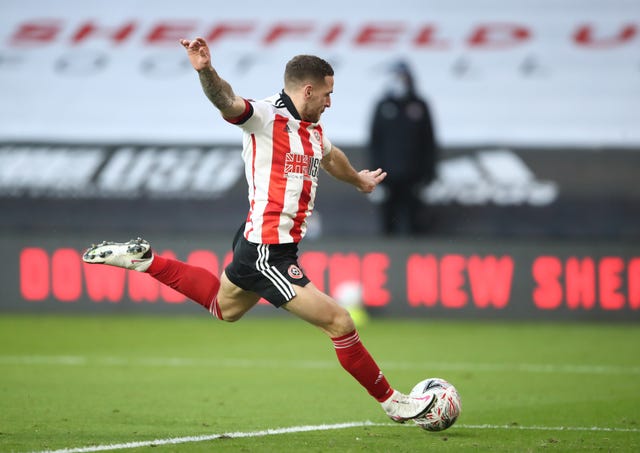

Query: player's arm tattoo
[198,67,236,111]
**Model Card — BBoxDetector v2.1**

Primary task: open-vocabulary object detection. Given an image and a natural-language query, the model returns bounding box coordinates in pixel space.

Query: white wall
[1,0,639,147]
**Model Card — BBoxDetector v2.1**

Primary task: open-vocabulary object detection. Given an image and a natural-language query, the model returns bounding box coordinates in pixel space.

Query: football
[410,377,461,431]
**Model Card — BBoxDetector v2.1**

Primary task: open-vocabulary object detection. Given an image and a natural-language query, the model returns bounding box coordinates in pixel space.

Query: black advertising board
[1,143,639,240]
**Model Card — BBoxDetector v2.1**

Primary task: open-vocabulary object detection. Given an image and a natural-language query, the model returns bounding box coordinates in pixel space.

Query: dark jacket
[370,93,437,184]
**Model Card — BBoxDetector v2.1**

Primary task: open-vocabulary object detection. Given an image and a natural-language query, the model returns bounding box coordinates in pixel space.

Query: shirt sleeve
[225,98,273,133]
[322,134,333,157]
[223,98,253,125]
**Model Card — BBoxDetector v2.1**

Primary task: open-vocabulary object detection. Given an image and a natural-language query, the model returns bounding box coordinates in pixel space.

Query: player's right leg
[83,238,153,271]
[216,271,262,321]
[82,238,261,321]
[83,238,224,315]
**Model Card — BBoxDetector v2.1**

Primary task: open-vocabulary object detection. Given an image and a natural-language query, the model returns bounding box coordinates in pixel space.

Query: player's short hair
[284,55,334,88]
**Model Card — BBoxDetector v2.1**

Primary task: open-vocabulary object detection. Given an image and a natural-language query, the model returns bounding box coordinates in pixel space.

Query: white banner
[1,0,639,147]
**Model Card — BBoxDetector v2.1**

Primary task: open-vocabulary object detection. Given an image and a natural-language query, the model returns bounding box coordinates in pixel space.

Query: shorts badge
[288,264,303,279]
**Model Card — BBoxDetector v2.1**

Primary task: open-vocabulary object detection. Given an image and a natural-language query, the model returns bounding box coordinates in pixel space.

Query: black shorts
[224,226,310,307]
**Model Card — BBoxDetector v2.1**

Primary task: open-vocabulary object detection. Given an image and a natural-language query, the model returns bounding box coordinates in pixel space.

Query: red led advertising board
[4,233,639,320]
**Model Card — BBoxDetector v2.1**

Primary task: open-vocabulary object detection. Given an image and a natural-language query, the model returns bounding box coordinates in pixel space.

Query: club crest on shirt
[288,264,304,279]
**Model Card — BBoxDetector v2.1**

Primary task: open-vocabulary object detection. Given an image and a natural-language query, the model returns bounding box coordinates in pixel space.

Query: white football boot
[82,238,153,272]
[381,390,436,423]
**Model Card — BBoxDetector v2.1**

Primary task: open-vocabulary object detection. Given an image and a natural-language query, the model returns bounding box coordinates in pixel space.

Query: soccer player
[83,37,435,423]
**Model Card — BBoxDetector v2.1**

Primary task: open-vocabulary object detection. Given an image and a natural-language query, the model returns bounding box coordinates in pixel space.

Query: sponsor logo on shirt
[284,153,320,180]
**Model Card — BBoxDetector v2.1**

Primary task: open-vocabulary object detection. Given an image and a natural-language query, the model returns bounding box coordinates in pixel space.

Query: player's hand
[357,168,387,193]
[180,37,212,72]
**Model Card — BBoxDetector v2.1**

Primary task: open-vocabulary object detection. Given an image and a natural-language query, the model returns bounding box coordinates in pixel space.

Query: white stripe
[255,244,295,300]
[255,244,268,271]
[333,332,361,349]
[4,356,640,375]
[263,266,295,299]
[30,421,640,453]
[261,268,294,300]
[207,296,219,319]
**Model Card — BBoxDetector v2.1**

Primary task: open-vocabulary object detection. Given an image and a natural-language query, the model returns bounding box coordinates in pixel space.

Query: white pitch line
[459,424,640,433]
[30,421,640,453]
[2,355,640,375]
[32,421,386,453]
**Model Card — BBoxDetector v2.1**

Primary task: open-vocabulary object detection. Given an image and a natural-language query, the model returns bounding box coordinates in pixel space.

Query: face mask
[386,75,409,99]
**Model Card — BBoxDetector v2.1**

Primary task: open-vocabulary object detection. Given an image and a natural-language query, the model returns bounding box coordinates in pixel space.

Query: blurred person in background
[368,61,438,236]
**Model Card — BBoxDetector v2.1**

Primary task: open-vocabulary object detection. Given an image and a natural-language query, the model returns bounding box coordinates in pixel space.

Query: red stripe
[289,122,315,242]
[261,115,290,243]
[245,134,258,239]
[224,99,253,124]
[316,124,326,153]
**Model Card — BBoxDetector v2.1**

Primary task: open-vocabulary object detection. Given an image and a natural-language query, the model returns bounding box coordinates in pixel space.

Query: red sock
[146,255,222,319]
[332,330,393,402]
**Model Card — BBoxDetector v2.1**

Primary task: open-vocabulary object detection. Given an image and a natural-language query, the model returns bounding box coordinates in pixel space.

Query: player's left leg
[283,284,435,422]
[284,283,392,397]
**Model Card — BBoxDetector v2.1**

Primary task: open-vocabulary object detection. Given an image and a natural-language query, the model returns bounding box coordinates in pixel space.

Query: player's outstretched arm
[180,37,247,119]
[321,145,387,193]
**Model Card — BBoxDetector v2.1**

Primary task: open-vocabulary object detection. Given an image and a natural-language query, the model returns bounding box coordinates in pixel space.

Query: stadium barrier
[2,144,639,239]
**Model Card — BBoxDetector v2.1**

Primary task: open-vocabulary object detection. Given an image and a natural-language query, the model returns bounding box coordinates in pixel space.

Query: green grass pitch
[1,314,639,452]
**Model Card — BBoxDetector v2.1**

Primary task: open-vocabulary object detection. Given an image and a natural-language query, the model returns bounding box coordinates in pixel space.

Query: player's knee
[220,309,243,323]
[218,304,247,323]
[331,306,356,336]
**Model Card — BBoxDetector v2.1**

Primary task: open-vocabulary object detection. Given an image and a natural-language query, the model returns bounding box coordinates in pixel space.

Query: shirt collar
[280,90,301,120]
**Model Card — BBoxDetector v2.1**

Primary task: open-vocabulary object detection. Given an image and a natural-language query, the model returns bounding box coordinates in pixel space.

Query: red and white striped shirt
[226,92,332,244]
